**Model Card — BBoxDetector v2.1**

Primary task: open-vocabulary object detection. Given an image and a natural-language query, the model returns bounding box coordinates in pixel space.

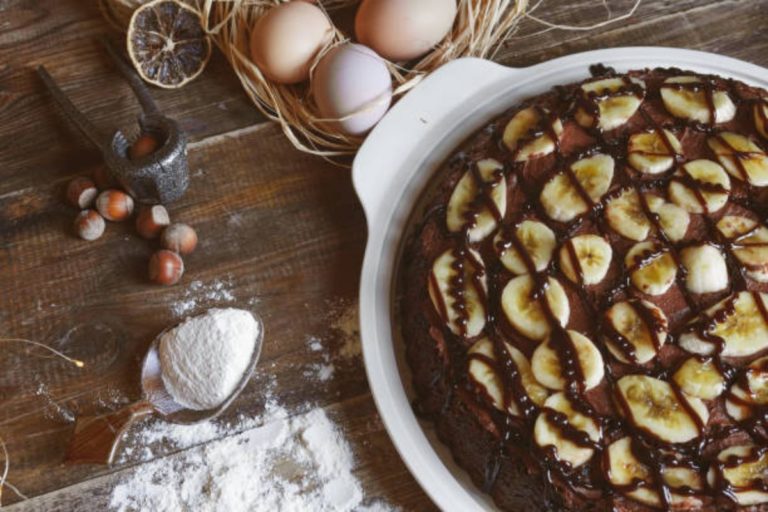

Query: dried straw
[100,0,644,158]
[199,0,530,157]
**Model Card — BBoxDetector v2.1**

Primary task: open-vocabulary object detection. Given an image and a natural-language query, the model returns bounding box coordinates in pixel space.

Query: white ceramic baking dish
[352,47,768,511]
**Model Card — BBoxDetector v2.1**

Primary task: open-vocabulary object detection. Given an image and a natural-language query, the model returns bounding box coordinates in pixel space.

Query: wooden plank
[0,120,378,505]
[0,0,263,197]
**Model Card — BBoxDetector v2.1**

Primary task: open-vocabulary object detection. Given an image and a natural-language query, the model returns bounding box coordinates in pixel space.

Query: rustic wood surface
[1,0,767,510]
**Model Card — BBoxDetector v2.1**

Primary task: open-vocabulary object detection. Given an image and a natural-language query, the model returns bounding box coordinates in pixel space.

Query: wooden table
[1,0,766,509]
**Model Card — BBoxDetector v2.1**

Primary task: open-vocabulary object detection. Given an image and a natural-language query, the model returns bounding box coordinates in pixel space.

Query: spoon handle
[66,400,154,465]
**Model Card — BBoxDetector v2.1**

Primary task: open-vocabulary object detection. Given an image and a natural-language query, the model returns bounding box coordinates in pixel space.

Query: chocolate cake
[398,65,768,511]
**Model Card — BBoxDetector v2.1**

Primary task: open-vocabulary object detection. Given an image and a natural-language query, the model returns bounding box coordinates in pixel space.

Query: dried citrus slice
[127,0,211,89]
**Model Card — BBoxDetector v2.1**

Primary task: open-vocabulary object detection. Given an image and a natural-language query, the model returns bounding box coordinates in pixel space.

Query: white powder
[159,308,260,410]
[109,407,393,512]
[169,279,236,317]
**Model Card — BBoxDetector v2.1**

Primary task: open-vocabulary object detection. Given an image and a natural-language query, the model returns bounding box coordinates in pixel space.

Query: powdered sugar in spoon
[66,309,264,465]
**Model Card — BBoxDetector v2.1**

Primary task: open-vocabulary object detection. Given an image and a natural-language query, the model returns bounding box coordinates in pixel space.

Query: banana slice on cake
[625,241,678,296]
[717,215,768,283]
[428,248,487,337]
[673,357,726,400]
[467,338,549,417]
[615,375,708,444]
[707,132,768,187]
[628,129,683,175]
[660,76,736,124]
[668,159,731,214]
[503,107,564,162]
[680,244,729,294]
[605,189,689,242]
[678,291,768,357]
[501,275,569,341]
[446,159,507,242]
[604,300,668,365]
[541,153,614,223]
[707,446,768,506]
[531,330,605,391]
[605,437,705,508]
[533,392,601,467]
[707,132,768,186]
[574,77,645,131]
[725,355,768,421]
[755,99,768,139]
[495,220,556,275]
[558,234,612,286]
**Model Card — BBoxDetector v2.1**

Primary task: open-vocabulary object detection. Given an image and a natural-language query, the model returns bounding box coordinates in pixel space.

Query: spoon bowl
[141,312,264,424]
[66,310,264,464]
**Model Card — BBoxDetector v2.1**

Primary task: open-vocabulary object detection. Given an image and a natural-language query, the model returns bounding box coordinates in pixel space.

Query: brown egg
[355,0,457,62]
[250,1,333,85]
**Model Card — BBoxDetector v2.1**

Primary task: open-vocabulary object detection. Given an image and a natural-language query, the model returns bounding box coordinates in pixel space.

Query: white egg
[356,0,457,62]
[312,43,392,136]
[250,1,333,85]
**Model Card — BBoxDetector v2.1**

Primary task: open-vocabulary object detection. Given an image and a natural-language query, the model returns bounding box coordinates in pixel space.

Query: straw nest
[99,0,530,157]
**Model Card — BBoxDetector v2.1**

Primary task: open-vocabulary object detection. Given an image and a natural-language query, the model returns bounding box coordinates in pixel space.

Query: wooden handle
[66,400,153,465]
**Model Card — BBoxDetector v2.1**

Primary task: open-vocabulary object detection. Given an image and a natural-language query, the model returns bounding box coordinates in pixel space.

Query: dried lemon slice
[127,0,211,89]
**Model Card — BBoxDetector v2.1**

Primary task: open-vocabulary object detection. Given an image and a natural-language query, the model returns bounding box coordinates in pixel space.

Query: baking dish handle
[352,58,515,223]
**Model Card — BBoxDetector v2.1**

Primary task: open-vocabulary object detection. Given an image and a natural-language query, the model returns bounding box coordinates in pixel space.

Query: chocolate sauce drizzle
[417,67,768,509]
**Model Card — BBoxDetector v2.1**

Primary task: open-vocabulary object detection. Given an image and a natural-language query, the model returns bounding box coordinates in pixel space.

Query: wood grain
[1,0,767,510]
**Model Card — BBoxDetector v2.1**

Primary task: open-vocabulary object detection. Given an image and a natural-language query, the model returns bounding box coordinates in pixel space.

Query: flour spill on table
[302,299,362,383]
[109,298,389,510]
[110,396,395,511]
[169,279,237,317]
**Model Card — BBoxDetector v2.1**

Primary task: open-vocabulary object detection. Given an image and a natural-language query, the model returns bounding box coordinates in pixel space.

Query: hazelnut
[161,223,198,254]
[136,205,170,239]
[149,250,184,286]
[129,133,160,160]
[96,190,134,221]
[74,210,105,241]
[66,177,98,209]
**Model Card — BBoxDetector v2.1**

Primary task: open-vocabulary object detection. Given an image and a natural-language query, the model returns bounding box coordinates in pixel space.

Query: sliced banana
[495,220,556,275]
[428,248,487,338]
[755,100,768,139]
[605,437,704,508]
[605,188,650,241]
[604,189,690,242]
[625,241,678,296]
[706,445,768,506]
[615,375,708,444]
[644,194,690,242]
[558,234,612,286]
[628,129,683,175]
[680,244,729,294]
[717,215,768,283]
[531,330,605,391]
[533,391,601,468]
[725,355,768,421]
[574,77,645,131]
[604,300,668,365]
[660,76,736,124]
[501,275,569,341]
[467,338,549,417]
[446,159,506,242]
[707,132,768,187]
[673,357,725,400]
[679,291,768,357]
[503,106,564,162]
[668,159,731,214]
[541,153,614,223]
